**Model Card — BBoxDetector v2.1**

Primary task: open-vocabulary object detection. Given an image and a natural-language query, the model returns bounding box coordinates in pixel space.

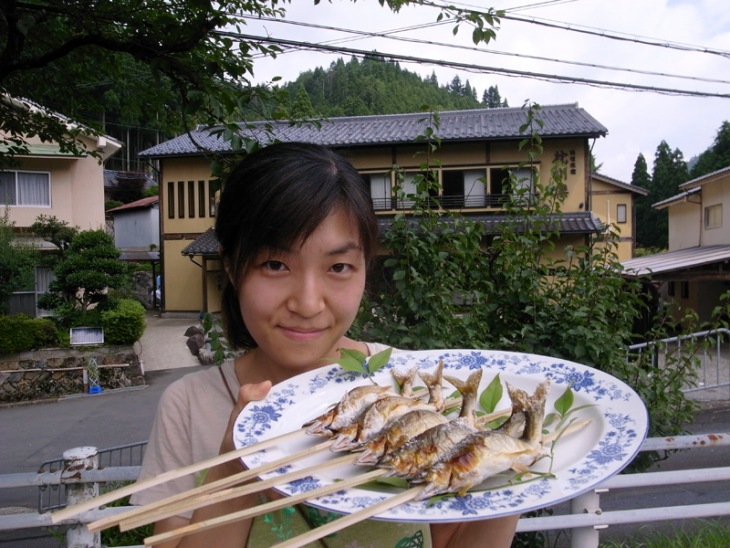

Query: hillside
[278,55,509,118]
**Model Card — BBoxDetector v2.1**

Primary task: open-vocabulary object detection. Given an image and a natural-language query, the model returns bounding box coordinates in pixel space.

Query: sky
[239,0,730,183]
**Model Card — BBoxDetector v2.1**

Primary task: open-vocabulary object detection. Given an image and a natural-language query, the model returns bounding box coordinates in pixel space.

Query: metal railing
[1,434,729,548]
[628,327,730,401]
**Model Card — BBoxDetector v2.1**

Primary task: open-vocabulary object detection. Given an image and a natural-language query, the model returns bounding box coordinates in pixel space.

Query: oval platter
[233,349,648,522]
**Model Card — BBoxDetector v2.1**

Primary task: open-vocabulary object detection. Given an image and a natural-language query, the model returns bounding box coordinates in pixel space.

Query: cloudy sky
[240,0,729,183]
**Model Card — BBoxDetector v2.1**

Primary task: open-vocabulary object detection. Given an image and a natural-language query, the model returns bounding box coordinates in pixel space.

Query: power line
[218,31,730,99]
[237,15,730,86]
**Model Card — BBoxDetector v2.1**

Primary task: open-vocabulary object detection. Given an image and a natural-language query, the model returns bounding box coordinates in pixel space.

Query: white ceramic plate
[233,349,648,522]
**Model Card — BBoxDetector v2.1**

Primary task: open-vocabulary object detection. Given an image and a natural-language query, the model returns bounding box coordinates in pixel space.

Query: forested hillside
[278,55,508,118]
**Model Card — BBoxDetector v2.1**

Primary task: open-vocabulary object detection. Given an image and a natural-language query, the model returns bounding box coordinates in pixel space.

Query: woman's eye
[263,260,287,271]
[330,263,352,274]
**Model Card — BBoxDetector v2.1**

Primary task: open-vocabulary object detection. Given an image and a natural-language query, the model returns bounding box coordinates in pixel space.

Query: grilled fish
[303,385,395,436]
[417,380,550,500]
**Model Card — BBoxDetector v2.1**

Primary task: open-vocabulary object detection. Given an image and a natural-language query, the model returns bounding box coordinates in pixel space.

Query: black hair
[215,142,378,350]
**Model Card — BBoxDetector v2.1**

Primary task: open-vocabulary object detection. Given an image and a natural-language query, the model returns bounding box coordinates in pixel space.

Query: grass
[600,519,730,548]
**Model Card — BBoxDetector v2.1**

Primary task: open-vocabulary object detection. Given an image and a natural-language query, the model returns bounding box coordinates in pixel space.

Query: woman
[131,142,519,547]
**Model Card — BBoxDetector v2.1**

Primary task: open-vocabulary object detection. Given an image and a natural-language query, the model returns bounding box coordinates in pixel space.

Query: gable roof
[591,172,649,195]
[140,104,607,159]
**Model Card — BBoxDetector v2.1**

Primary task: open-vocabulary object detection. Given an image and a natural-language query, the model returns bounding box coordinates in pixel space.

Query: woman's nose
[286,275,325,317]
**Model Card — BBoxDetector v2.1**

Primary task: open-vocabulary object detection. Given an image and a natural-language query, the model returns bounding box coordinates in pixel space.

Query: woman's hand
[219,381,273,456]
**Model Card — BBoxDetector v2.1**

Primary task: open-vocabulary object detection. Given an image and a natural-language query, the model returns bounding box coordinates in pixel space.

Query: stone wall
[0,346,144,404]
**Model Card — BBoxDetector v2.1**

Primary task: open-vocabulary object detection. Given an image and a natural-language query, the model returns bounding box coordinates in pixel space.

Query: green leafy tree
[38,230,130,318]
[0,208,38,314]
[690,121,730,178]
[31,215,79,262]
[632,153,653,249]
[1,1,503,167]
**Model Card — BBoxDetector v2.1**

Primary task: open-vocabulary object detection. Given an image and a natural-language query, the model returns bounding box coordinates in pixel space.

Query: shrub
[0,314,60,353]
[101,298,146,345]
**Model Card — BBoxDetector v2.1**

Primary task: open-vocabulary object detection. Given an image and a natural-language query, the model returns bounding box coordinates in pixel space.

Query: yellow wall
[698,178,730,247]
[590,178,639,262]
[667,201,701,251]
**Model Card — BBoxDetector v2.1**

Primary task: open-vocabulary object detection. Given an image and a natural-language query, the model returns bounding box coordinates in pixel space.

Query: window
[487,166,536,207]
[209,179,221,217]
[177,181,185,218]
[442,169,486,208]
[705,204,722,229]
[167,182,175,219]
[198,180,206,218]
[9,266,55,317]
[0,171,50,206]
[667,281,675,297]
[362,173,391,210]
[617,204,627,224]
[681,281,689,299]
[188,181,195,218]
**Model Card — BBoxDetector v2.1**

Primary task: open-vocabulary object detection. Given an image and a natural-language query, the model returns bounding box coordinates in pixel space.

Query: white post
[570,488,604,548]
[63,446,100,548]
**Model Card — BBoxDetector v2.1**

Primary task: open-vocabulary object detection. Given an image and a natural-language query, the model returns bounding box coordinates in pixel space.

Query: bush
[101,298,146,344]
[0,314,60,353]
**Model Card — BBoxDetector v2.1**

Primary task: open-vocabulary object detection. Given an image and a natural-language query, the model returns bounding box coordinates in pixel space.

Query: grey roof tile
[181,212,604,257]
[141,104,607,158]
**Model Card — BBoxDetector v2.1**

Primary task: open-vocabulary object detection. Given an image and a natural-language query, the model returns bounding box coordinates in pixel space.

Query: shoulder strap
[218,366,237,405]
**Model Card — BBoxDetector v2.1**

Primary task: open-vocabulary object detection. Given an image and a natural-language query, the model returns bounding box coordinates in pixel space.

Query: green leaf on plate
[479,373,503,414]
[554,385,574,417]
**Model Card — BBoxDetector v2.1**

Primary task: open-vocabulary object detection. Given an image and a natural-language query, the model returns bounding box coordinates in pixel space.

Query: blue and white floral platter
[233,349,648,522]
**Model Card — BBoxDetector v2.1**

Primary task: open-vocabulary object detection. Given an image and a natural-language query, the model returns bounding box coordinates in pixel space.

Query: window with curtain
[0,171,50,206]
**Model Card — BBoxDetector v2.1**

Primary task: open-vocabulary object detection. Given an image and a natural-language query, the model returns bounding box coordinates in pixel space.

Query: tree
[39,230,130,318]
[0,208,37,314]
[690,121,730,178]
[635,142,688,249]
[1,1,502,167]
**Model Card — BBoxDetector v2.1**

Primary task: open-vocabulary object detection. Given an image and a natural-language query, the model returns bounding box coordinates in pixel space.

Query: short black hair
[215,142,378,350]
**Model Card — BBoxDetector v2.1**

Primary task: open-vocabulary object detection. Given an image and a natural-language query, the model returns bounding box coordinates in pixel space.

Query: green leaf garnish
[326,347,393,379]
[553,385,574,417]
[479,373,503,413]
[366,347,393,375]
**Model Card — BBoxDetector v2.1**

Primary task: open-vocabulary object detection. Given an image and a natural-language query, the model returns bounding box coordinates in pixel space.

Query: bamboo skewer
[87,437,335,532]
[273,486,426,548]
[116,453,359,532]
[51,426,308,524]
[144,468,390,546]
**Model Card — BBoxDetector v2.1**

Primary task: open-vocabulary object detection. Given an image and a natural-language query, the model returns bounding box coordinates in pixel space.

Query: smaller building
[622,165,730,323]
[107,196,160,251]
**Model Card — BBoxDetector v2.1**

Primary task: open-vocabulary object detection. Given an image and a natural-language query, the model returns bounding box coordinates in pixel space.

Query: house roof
[654,165,730,209]
[590,172,649,195]
[622,245,730,277]
[106,195,159,214]
[181,212,604,257]
[140,104,608,159]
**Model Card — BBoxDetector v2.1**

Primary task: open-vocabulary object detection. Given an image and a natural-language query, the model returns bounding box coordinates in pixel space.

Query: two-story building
[138,104,640,316]
[1,99,122,316]
[622,165,730,323]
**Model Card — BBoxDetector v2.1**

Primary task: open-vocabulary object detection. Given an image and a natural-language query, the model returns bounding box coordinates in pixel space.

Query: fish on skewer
[374,368,484,477]
[417,380,550,500]
[391,367,419,398]
[331,395,438,451]
[354,409,449,465]
[303,384,395,436]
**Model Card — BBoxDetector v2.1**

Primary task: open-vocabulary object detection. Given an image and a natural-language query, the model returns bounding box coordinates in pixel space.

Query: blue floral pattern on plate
[234,349,648,522]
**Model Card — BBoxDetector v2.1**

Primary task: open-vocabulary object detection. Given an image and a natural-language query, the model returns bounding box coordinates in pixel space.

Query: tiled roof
[181,228,219,257]
[140,104,607,159]
[181,212,604,257]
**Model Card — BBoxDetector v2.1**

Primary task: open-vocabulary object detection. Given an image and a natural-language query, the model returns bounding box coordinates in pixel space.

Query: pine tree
[690,121,730,178]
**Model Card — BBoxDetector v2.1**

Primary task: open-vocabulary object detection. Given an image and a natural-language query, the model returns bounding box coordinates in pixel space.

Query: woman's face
[237,207,367,379]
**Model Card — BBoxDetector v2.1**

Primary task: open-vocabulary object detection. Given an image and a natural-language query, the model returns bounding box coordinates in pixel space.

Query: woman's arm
[152,381,273,548]
[430,514,520,548]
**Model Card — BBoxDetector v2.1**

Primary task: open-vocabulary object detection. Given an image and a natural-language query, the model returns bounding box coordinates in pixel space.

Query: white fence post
[63,446,100,548]
[570,488,605,548]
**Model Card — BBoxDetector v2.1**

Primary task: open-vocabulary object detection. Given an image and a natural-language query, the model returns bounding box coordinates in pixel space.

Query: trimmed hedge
[101,298,146,345]
[0,315,61,353]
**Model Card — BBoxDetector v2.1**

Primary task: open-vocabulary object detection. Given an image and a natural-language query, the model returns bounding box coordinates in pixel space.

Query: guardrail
[1,433,728,548]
